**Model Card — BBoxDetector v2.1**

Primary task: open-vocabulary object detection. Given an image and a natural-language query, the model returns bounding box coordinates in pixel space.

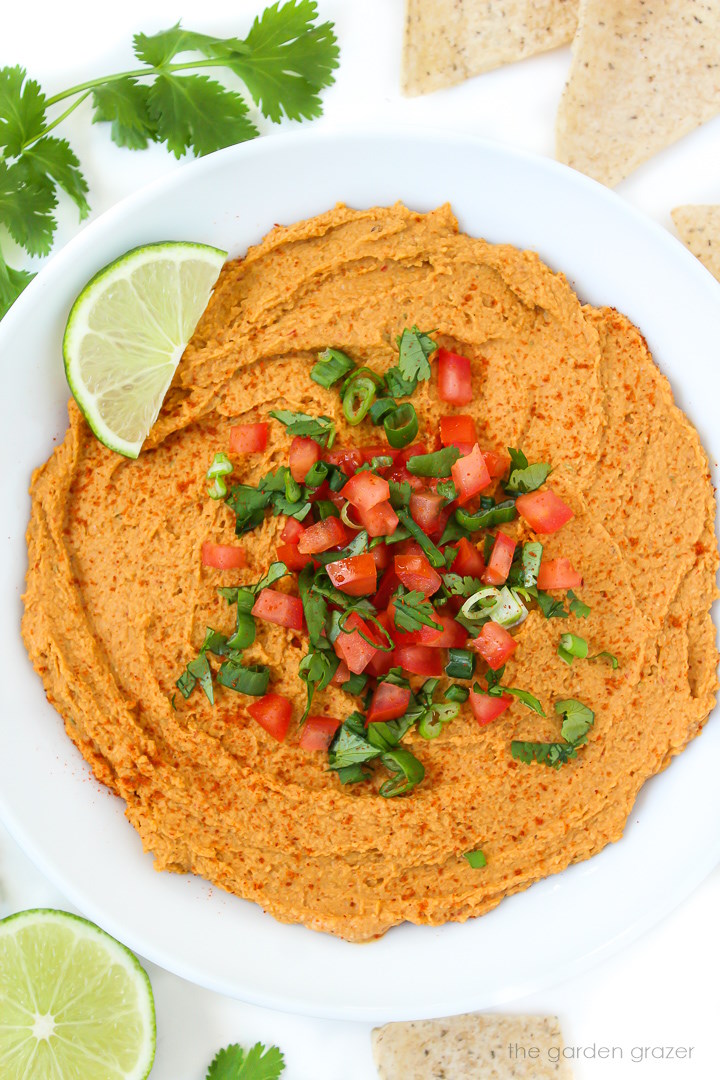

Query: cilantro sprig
[511,698,595,769]
[0,2,339,317]
[205,1041,285,1080]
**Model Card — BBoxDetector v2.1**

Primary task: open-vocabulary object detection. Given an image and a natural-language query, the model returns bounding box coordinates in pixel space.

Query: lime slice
[63,241,227,458]
[0,908,155,1080]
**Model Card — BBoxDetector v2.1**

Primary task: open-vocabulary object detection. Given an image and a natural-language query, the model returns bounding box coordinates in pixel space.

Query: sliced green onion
[226,612,256,652]
[445,648,476,680]
[284,472,302,504]
[395,509,446,568]
[369,397,397,425]
[455,500,518,532]
[327,610,343,644]
[207,452,233,479]
[418,713,444,739]
[341,502,364,530]
[460,586,500,622]
[343,672,369,695]
[314,500,340,520]
[207,477,228,500]
[444,683,470,704]
[384,402,419,448]
[489,586,527,629]
[521,541,543,588]
[366,455,394,470]
[463,849,487,869]
[406,446,460,478]
[311,347,355,388]
[304,460,329,489]
[216,661,270,696]
[342,374,377,425]
[235,586,256,614]
[558,633,588,666]
[328,466,348,492]
[588,650,619,669]
[379,747,425,797]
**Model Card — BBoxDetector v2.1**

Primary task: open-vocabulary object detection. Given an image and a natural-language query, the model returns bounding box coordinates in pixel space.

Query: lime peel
[63,241,227,458]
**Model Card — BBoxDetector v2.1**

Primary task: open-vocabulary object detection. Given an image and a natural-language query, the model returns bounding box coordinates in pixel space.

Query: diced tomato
[483,449,510,479]
[298,715,341,751]
[516,489,574,534]
[201,542,247,570]
[229,422,268,454]
[360,444,400,465]
[371,569,400,611]
[469,690,512,727]
[247,693,292,742]
[482,531,516,586]
[438,348,472,405]
[276,542,312,572]
[251,588,304,631]
[449,537,485,577]
[333,611,381,674]
[536,557,583,590]
[341,471,390,512]
[370,542,391,571]
[394,539,425,557]
[297,516,349,554]
[394,552,442,596]
[395,644,445,677]
[289,436,320,482]
[331,661,351,686]
[325,447,363,476]
[387,463,423,493]
[397,442,428,466]
[411,609,468,648]
[357,499,399,538]
[470,622,517,670]
[409,489,445,534]
[326,552,377,596]
[451,443,491,505]
[367,681,412,724]
[440,414,477,446]
[280,517,306,543]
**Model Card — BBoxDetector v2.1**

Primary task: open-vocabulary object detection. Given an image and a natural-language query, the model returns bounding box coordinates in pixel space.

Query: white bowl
[1,128,718,1022]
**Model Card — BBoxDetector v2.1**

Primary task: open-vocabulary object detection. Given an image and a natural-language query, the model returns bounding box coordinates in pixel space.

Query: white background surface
[2,2,720,1077]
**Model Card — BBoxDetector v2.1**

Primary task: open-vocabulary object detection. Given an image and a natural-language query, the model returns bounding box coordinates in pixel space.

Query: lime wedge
[0,908,155,1079]
[63,241,227,458]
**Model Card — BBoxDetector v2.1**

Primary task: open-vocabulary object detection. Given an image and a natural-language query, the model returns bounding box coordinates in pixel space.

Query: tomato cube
[451,444,491,505]
[440,414,477,446]
[469,690,512,727]
[483,449,510,479]
[516,489,573,534]
[357,499,399,538]
[326,552,377,596]
[409,489,446,534]
[229,423,268,454]
[449,537,485,577]
[536,557,583,590]
[251,588,304,631]
[280,516,306,544]
[297,516,349,554]
[333,612,381,674]
[394,552,442,596]
[394,644,445,677]
[201,542,247,570]
[247,693,292,742]
[470,622,517,670]
[289,436,320,482]
[438,348,472,404]
[324,447,363,476]
[366,681,412,724]
[298,715,341,751]
[482,531,516,586]
[341,471,390,512]
[276,542,312,572]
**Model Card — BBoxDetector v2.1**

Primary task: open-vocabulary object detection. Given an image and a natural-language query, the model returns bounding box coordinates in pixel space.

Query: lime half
[63,241,227,458]
[0,908,156,1080]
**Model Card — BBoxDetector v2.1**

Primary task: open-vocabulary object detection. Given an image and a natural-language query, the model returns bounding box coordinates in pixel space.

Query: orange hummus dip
[22,203,718,941]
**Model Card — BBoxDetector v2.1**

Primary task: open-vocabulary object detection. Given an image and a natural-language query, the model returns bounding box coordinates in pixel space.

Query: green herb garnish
[505,448,552,494]
[205,1040,285,1080]
[269,409,336,446]
[511,697,595,769]
[384,402,419,448]
[392,587,442,633]
[463,849,487,869]
[310,347,354,388]
[567,590,591,618]
[406,445,460,478]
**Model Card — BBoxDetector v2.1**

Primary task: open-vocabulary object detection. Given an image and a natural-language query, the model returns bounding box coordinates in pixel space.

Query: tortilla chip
[372,1013,574,1078]
[556,1,720,188]
[672,205,720,282]
[402,0,579,96]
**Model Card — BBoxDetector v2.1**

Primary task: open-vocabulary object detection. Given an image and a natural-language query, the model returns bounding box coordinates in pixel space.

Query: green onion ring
[384,402,419,448]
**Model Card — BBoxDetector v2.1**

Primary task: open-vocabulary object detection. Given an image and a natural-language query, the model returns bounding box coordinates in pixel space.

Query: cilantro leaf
[555,698,594,744]
[510,740,579,769]
[269,409,335,446]
[505,460,551,495]
[393,589,442,633]
[205,1041,285,1080]
[133,24,222,67]
[567,590,590,618]
[535,590,569,619]
[507,447,528,471]
[384,365,418,398]
[92,78,157,150]
[19,136,89,218]
[441,573,484,597]
[0,66,47,155]
[0,159,56,255]
[223,0,340,122]
[0,251,34,319]
[149,74,258,159]
[396,325,436,383]
[389,479,412,509]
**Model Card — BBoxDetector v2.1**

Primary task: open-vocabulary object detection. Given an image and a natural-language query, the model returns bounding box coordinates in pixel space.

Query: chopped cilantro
[567,590,591,618]
[392,587,442,633]
[205,1040,285,1080]
[269,409,336,446]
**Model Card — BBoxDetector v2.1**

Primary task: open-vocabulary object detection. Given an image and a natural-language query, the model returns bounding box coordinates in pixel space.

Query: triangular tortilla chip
[402,0,579,96]
[672,205,720,282]
[556,0,720,187]
[372,1012,574,1079]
